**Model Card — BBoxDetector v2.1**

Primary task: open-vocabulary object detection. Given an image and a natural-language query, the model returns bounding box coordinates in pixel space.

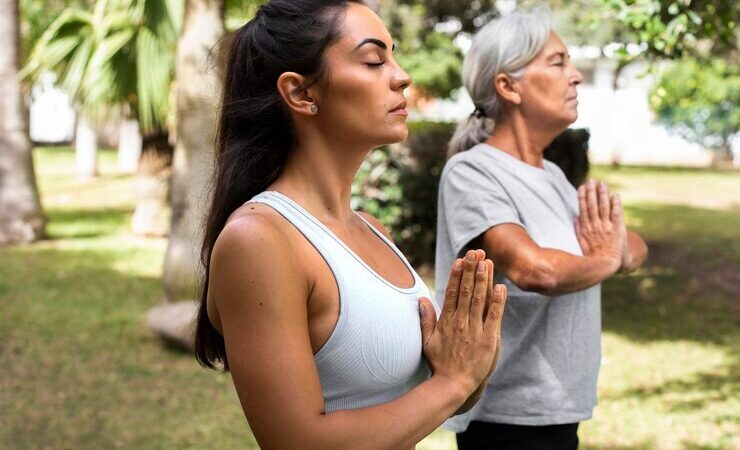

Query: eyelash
[365,62,385,68]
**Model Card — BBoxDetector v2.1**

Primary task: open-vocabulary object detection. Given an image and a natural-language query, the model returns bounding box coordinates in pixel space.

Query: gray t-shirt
[434,143,601,430]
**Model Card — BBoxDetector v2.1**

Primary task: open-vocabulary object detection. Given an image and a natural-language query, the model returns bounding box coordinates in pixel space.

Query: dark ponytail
[194,0,364,370]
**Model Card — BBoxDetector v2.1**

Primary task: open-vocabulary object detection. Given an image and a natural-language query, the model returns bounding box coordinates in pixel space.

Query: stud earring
[310,104,318,114]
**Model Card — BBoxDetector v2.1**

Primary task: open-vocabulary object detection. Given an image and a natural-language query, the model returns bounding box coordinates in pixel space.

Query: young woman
[436,9,647,450]
[193,1,507,448]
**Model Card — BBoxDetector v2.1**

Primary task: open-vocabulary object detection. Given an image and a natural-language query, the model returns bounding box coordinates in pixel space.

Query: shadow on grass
[603,203,740,346]
[45,207,133,239]
[600,203,740,422]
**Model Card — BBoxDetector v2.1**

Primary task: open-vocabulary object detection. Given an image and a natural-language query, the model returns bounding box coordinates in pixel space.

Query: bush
[352,122,590,267]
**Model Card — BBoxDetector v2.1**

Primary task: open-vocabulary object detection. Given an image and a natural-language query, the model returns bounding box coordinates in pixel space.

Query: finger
[441,258,463,317]
[455,250,480,322]
[598,181,611,223]
[586,179,600,226]
[475,248,486,261]
[575,220,591,254]
[484,283,507,339]
[577,185,589,229]
[469,260,489,328]
[418,297,438,346]
[610,193,623,225]
[481,259,494,320]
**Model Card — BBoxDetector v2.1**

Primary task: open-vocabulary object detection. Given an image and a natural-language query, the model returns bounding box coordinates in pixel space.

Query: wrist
[590,252,621,275]
[429,374,475,406]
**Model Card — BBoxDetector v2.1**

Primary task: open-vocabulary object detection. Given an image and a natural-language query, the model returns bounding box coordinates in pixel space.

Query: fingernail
[466,251,476,262]
[455,259,463,269]
[418,301,425,317]
[495,284,502,295]
[477,261,485,273]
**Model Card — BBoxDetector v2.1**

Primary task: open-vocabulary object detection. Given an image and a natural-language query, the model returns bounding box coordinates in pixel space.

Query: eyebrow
[353,38,395,52]
[548,51,568,60]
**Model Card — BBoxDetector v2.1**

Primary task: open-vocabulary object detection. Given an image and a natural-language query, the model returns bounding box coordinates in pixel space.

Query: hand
[575,180,625,273]
[419,249,507,397]
[612,193,634,272]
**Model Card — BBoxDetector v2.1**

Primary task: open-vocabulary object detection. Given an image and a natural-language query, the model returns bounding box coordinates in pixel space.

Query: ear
[276,71,318,116]
[493,73,521,106]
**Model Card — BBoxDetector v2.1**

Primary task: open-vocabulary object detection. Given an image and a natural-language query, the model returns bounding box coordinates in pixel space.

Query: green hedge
[352,121,590,267]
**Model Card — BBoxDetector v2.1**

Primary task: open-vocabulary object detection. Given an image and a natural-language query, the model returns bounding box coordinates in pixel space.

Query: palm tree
[149,0,225,349]
[0,0,45,245]
[22,0,182,234]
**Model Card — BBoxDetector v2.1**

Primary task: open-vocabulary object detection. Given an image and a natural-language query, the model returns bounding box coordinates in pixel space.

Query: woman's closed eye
[365,61,385,68]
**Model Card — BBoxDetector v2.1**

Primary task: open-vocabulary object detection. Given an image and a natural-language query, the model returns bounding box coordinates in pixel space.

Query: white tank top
[247,191,433,412]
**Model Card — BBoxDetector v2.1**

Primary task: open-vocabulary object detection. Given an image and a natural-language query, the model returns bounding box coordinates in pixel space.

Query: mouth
[389,101,408,116]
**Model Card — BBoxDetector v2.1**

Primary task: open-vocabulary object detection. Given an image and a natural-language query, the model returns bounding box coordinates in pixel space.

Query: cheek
[327,72,383,117]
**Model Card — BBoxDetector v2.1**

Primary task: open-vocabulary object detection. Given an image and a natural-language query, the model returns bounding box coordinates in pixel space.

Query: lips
[389,101,407,114]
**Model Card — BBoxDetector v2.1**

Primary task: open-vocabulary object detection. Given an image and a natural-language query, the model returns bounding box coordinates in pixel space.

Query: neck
[485,112,561,168]
[269,125,370,224]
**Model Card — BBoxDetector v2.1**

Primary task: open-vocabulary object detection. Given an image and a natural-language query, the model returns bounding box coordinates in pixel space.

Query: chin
[381,125,409,145]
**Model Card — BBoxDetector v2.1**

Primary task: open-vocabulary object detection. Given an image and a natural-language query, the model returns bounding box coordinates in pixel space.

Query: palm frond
[135,27,175,131]
[61,37,94,100]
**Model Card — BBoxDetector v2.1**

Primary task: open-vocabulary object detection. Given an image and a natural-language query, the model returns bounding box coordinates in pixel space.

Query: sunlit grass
[1,150,737,449]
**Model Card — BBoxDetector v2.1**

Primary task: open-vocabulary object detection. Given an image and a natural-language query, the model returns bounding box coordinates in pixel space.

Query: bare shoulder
[209,202,307,311]
[213,203,292,263]
[357,211,394,242]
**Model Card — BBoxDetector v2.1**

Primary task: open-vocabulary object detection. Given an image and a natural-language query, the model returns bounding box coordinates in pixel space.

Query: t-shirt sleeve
[440,159,524,255]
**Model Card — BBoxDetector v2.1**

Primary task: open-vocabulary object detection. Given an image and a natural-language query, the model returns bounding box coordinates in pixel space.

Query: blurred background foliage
[650,57,739,159]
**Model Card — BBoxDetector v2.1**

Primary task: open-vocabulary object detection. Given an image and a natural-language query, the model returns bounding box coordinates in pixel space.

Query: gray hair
[448,7,552,155]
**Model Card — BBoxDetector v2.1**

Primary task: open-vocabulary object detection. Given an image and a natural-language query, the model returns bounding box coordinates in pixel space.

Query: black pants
[456,421,580,450]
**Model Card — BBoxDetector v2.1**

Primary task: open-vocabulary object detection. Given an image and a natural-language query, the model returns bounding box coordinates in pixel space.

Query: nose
[570,64,583,86]
[391,64,412,91]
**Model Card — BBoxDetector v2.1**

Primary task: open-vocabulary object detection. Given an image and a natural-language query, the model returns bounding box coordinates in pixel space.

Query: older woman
[435,9,648,450]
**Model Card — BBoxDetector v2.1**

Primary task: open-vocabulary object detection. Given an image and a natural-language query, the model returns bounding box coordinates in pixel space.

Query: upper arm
[208,213,326,447]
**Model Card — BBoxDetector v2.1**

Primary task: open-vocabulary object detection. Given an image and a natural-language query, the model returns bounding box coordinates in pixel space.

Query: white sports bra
[247,191,433,412]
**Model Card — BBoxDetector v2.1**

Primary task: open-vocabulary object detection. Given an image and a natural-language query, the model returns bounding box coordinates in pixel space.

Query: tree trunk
[75,114,98,180]
[150,0,225,349]
[163,0,224,302]
[132,132,172,236]
[0,0,45,245]
[118,119,142,173]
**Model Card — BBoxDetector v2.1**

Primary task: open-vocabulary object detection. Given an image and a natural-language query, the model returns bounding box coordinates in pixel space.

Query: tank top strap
[246,191,357,270]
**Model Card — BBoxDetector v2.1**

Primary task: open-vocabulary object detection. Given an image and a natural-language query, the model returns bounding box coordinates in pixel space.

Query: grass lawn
[1,148,738,449]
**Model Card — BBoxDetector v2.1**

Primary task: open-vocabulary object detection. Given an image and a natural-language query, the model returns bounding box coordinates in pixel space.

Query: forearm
[508,248,619,296]
[270,375,467,450]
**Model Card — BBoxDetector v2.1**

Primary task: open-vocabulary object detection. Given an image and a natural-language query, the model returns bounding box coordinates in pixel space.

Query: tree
[0,0,45,245]
[149,0,225,349]
[23,0,183,233]
[597,0,739,61]
[650,57,739,163]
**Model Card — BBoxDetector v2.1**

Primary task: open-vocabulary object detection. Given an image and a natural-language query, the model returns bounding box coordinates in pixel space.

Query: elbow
[510,263,559,294]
